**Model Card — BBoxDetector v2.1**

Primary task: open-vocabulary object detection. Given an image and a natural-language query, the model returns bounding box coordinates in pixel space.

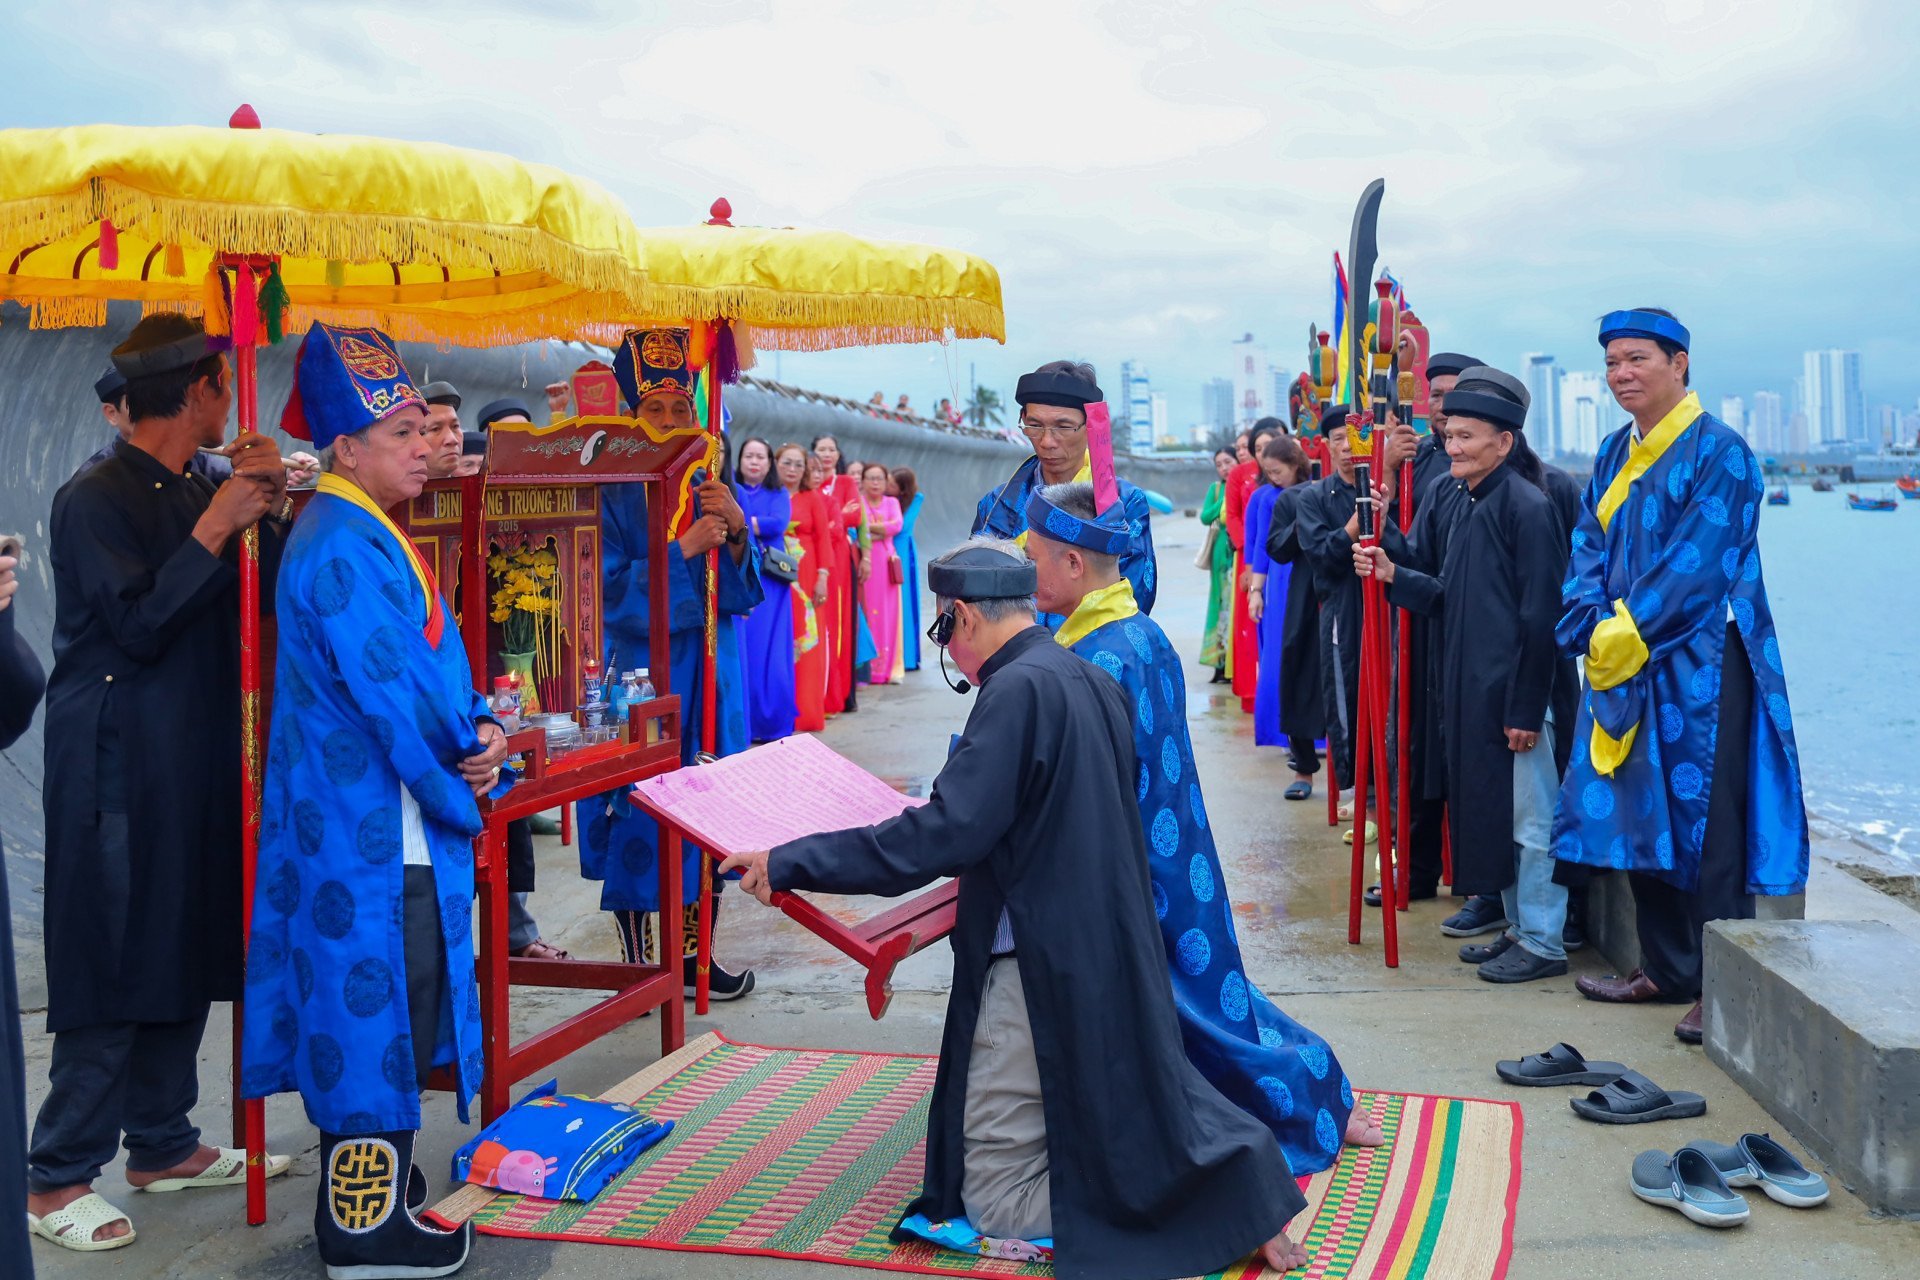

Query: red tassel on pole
[97,219,119,271]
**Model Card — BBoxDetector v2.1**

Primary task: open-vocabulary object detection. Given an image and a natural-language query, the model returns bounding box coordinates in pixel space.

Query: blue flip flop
[1689,1133,1829,1208]
[1630,1147,1749,1228]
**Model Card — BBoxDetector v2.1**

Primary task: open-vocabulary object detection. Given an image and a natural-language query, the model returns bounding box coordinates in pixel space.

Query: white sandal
[135,1146,291,1193]
[27,1192,136,1251]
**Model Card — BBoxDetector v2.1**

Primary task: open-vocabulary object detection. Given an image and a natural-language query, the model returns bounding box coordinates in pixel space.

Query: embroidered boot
[314,1129,471,1279]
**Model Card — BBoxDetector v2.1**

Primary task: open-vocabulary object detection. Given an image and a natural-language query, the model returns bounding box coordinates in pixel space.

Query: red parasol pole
[693,324,728,1016]
[225,255,270,1225]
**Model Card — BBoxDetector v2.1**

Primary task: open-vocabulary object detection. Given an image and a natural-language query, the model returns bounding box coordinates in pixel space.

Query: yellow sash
[1595,391,1702,532]
[1056,577,1139,650]
[316,473,445,645]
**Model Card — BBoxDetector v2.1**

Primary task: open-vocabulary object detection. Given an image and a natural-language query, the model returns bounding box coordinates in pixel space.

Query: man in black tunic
[721,540,1310,1279]
[2,546,46,1278]
[1354,367,1577,983]
[27,315,293,1251]
[1289,404,1370,825]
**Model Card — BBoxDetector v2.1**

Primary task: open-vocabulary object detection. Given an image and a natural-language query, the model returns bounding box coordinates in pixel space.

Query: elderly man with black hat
[1353,365,1579,983]
[971,360,1156,620]
[27,313,295,1253]
[721,538,1312,1279]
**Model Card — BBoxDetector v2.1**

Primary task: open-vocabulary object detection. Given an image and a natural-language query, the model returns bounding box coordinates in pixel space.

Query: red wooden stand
[627,804,960,1021]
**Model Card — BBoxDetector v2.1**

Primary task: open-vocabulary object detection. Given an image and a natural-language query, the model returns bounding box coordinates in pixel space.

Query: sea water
[1757,487,1919,861]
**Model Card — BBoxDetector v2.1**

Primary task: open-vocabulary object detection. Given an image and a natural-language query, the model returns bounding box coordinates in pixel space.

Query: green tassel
[259,262,292,344]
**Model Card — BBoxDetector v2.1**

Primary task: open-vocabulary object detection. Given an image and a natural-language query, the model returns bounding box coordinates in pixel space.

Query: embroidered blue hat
[279,323,423,449]
[612,328,693,411]
[1598,309,1690,351]
[1025,482,1131,557]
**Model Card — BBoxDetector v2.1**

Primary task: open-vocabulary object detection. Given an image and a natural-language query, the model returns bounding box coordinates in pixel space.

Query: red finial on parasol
[229,104,261,129]
[706,197,733,226]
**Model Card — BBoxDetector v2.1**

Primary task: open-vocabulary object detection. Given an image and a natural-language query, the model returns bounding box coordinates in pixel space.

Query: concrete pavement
[19,518,1919,1279]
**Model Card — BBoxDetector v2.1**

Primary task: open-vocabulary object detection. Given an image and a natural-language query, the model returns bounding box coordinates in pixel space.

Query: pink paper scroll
[629,733,923,857]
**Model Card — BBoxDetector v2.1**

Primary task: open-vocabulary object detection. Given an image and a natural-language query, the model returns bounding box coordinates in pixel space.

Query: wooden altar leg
[479,825,512,1123]
[560,804,572,847]
[659,822,686,1055]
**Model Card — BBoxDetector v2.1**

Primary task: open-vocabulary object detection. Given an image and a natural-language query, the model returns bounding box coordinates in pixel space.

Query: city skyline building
[1749,390,1786,454]
[1802,348,1865,446]
[1721,395,1747,440]
[1230,333,1273,427]
[1558,370,1611,456]
[1522,353,1565,455]
[1201,377,1234,433]
[1118,359,1154,452]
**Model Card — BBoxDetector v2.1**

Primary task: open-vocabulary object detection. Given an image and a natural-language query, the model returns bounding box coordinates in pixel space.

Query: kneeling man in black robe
[722,539,1309,1280]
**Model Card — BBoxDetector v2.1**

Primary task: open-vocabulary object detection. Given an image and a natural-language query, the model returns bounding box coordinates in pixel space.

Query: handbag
[1193,524,1218,570]
[887,554,904,587]
[761,544,799,585]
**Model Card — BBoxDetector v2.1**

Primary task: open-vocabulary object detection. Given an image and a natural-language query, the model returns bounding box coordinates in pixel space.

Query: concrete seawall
[0,302,1208,989]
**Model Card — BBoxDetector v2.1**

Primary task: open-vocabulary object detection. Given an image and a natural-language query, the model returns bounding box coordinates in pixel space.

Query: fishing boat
[1811,477,1835,492]
[1898,476,1920,500]
[1847,490,1899,512]
[1766,487,1790,506]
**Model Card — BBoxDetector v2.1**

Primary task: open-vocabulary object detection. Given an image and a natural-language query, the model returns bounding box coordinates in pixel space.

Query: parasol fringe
[632,283,1005,349]
[0,181,651,312]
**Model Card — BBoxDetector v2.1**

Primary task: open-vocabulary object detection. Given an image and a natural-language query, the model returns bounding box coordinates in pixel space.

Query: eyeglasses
[1020,420,1085,441]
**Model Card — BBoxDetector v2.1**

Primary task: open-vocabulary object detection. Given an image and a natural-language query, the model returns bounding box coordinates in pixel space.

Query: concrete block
[1704,918,1920,1216]
[1585,870,1804,975]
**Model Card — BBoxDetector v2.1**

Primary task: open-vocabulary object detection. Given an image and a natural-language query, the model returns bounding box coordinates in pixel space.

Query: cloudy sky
[14,0,1918,429]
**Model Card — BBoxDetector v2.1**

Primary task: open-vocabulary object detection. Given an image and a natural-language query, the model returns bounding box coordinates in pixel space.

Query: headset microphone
[939,647,971,695]
[928,606,971,694]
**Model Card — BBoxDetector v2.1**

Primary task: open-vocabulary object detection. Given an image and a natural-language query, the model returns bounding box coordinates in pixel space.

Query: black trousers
[27,1008,209,1192]
[1631,624,1756,999]
[1407,794,1446,897]
[1,848,33,1278]
[402,866,449,1091]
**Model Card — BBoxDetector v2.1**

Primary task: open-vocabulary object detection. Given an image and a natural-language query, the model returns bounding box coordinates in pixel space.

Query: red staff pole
[1394,457,1415,908]
[694,329,726,1016]
[1348,452,1398,966]
[225,256,270,1225]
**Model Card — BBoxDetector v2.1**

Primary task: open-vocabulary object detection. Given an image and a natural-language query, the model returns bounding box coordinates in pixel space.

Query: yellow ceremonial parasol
[0,113,651,343]
[0,107,659,1226]
[628,199,1004,349]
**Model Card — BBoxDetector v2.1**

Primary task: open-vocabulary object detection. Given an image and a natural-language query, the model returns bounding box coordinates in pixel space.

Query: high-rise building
[1522,354,1564,455]
[1801,349,1865,447]
[1117,359,1154,452]
[1875,403,1901,444]
[1749,391,1785,454]
[1150,393,1169,448]
[1230,334,1273,427]
[1788,410,1810,454]
[1201,377,1234,432]
[1720,395,1747,439]
[1558,371,1612,456]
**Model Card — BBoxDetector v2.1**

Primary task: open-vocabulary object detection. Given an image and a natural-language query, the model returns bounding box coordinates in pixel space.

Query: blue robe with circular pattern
[242,493,492,1134]
[1552,409,1808,895]
[1064,593,1354,1174]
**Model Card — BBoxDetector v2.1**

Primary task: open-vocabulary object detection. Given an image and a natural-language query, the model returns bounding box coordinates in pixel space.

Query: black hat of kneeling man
[1318,403,1351,437]
[1442,366,1529,432]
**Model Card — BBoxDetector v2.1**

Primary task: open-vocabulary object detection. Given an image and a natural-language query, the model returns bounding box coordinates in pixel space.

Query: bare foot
[1260,1227,1310,1273]
[1345,1108,1386,1147]
[125,1143,221,1189]
[26,1183,131,1243]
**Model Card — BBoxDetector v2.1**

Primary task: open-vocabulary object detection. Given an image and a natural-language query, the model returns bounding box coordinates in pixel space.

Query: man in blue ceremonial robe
[1552,308,1808,1044]
[575,328,764,998]
[244,324,510,1277]
[1025,481,1383,1173]
[972,360,1156,621]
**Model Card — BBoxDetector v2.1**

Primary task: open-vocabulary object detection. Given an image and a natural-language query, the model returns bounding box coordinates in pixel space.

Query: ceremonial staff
[1340,179,1400,967]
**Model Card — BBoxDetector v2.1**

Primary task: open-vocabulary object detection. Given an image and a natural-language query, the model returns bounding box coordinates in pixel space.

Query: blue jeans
[1502,719,1568,961]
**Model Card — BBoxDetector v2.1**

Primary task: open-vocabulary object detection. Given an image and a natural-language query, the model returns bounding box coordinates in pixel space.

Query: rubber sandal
[1689,1133,1829,1207]
[1630,1148,1749,1227]
[1284,780,1313,801]
[27,1192,137,1251]
[1570,1069,1707,1124]
[1341,820,1378,846]
[1496,1042,1629,1087]
[510,938,573,961]
[135,1146,291,1192]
